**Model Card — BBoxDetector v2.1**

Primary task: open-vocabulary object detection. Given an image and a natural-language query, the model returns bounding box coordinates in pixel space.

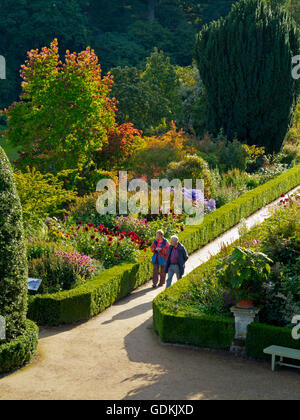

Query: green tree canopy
[111,49,181,134]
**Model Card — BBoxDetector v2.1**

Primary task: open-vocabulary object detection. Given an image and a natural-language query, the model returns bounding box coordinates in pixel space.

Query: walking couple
[151,229,188,289]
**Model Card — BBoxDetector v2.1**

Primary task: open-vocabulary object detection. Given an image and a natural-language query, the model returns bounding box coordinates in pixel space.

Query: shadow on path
[102,301,153,325]
[122,317,300,400]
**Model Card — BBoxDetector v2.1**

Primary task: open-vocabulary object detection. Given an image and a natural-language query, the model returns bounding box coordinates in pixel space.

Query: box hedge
[28,257,153,325]
[28,164,300,326]
[0,146,28,340]
[0,320,39,374]
[246,322,300,360]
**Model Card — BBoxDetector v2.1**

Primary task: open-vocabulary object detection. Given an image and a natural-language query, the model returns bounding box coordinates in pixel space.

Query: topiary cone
[0,147,27,341]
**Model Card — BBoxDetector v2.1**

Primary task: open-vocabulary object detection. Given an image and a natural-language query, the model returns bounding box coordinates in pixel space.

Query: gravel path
[0,187,299,400]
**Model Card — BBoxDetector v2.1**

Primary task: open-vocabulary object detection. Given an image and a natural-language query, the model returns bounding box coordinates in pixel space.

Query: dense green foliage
[0,147,27,341]
[195,0,300,153]
[0,319,38,373]
[111,49,181,133]
[0,0,240,109]
[246,322,300,359]
[14,168,76,236]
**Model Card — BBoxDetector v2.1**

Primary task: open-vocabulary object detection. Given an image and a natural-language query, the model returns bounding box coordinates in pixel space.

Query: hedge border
[0,319,39,374]
[28,164,300,326]
[246,323,300,360]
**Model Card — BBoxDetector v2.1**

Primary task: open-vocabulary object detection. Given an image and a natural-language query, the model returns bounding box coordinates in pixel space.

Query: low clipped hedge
[246,323,300,360]
[153,260,235,349]
[180,164,300,254]
[28,164,300,326]
[0,320,39,374]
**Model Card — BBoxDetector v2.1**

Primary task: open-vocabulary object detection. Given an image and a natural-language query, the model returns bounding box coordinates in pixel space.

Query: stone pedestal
[230,306,260,354]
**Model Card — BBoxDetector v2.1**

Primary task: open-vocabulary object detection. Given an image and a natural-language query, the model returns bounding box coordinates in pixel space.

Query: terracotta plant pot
[236,299,254,309]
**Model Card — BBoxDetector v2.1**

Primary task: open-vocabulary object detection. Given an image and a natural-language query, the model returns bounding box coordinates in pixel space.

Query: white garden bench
[264,345,300,372]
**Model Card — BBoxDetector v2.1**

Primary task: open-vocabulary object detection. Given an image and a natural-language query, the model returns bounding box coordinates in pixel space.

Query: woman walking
[150,230,169,288]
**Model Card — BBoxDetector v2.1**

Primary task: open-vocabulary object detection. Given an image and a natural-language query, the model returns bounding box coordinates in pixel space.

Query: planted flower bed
[27,165,300,326]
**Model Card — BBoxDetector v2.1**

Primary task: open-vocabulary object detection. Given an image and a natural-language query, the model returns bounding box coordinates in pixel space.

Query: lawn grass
[0,127,20,163]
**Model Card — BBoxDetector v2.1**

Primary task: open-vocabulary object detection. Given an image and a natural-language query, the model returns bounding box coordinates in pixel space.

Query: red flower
[108,236,113,241]
[143,248,147,252]
[114,254,120,258]
[180,227,184,231]
[91,235,95,240]
[77,221,83,225]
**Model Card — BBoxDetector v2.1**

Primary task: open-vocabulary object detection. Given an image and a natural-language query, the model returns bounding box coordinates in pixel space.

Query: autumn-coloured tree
[2,39,117,175]
[95,123,143,169]
[129,121,188,179]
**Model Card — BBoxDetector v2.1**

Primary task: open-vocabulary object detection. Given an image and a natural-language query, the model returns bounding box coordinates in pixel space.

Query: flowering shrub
[55,251,96,279]
[114,216,152,242]
[66,222,140,268]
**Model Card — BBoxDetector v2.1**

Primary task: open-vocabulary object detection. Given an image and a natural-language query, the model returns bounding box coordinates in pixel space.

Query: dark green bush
[196,0,300,153]
[246,322,300,360]
[166,155,211,197]
[0,147,27,340]
[153,302,235,349]
[67,192,115,228]
[0,320,38,374]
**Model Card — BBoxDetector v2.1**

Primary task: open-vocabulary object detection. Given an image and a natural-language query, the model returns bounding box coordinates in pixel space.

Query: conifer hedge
[195,0,300,153]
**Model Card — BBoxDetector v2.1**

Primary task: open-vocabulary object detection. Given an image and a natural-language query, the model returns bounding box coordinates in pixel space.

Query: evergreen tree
[0,147,27,341]
[195,0,300,153]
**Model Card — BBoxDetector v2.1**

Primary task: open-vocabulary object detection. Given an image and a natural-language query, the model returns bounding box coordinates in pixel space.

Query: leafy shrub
[246,322,300,360]
[175,65,208,137]
[218,246,273,304]
[27,240,75,261]
[221,169,261,191]
[67,192,115,228]
[14,167,76,237]
[129,122,186,179]
[280,143,300,166]
[260,262,300,327]
[0,320,38,373]
[0,147,27,341]
[210,168,262,207]
[28,250,104,294]
[211,183,241,208]
[166,155,211,197]
[257,195,300,326]
[198,132,265,172]
[258,195,300,265]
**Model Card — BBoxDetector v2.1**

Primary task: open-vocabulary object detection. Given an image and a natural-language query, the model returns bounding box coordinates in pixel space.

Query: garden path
[0,187,299,400]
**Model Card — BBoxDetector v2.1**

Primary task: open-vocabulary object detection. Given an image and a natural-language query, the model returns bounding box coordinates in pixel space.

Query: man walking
[165,235,188,288]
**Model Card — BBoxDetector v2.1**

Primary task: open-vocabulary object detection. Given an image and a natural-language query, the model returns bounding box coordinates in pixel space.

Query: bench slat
[264,345,300,360]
